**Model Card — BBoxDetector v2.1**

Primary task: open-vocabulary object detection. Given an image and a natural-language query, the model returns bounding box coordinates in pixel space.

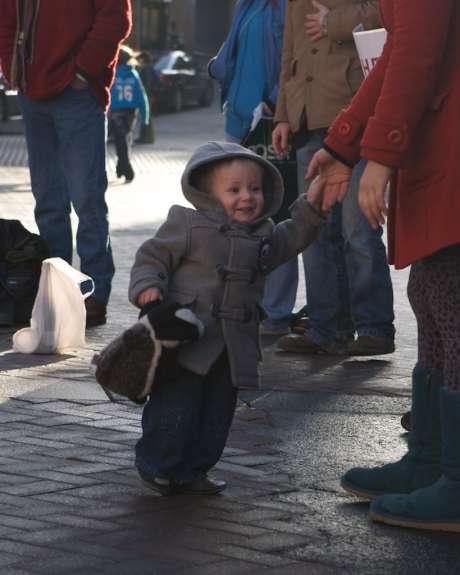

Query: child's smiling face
[208,160,265,223]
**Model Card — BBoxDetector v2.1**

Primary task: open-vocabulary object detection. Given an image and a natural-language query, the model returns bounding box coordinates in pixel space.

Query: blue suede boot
[340,364,442,500]
[370,388,460,532]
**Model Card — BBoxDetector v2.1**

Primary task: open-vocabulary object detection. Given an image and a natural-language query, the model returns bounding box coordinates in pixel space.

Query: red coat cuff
[360,117,409,168]
[325,107,364,166]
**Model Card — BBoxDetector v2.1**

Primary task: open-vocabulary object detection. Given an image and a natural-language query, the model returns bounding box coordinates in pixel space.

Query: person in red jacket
[307,0,460,532]
[0,0,132,327]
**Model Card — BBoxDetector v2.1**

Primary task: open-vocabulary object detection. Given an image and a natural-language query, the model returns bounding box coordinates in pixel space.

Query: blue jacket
[209,0,286,109]
[110,64,150,125]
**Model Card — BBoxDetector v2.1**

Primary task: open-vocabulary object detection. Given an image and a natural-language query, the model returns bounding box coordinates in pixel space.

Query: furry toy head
[92,301,204,404]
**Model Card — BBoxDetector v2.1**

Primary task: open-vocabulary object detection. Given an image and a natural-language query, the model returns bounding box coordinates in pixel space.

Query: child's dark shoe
[124,163,135,182]
[178,475,227,495]
[138,468,172,496]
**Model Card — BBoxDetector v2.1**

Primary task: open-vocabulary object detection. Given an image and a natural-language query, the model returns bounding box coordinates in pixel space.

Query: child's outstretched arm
[260,182,326,273]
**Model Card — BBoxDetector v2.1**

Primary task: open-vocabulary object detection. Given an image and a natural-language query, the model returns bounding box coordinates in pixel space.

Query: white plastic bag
[13,257,94,354]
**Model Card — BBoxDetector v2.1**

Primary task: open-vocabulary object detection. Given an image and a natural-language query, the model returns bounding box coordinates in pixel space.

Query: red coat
[325,0,460,268]
[0,0,132,110]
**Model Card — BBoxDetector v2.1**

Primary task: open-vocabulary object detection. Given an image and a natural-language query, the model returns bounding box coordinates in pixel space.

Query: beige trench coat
[275,0,381,133]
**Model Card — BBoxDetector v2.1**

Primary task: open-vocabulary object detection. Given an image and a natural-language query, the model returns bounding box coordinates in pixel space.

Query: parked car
[152,50,215,113]
[0,70,20,122]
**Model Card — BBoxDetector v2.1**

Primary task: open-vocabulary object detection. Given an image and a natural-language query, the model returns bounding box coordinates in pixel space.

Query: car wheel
[198,83,214,107]
[170,89,183,113]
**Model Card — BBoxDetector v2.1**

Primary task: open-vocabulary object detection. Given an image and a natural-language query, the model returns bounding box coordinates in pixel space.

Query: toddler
[109,45,150,182]
[129,141,324,495]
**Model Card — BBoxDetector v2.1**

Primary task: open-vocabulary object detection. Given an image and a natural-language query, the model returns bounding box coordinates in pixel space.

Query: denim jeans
[263,129,394,348]
[18,87,114,304]
[136,353,238,484]
[262,259,298,327]
[109,109,136,175]
[298,129,395,349]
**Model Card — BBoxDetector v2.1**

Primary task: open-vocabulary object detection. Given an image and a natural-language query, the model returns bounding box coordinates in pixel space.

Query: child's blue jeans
[135,352,238,484]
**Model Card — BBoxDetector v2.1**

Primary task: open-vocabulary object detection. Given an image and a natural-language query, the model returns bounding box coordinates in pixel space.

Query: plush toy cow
[92,301,204,404]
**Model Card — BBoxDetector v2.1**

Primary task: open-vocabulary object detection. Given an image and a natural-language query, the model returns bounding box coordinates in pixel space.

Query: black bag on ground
[0,220,49,326]
[242,117,298,223]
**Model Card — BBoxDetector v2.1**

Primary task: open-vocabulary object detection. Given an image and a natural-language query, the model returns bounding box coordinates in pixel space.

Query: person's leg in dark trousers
[18,93,73,264]
[135,353,237,488]
[110,109,136,181]
[135,363,204,482]
[180,353,238,480]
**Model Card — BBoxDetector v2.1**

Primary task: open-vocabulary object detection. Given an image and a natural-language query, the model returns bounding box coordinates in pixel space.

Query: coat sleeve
[274,0,292,124]
[327,1,381,44]
[324,35,392,165]
[75,0,132,80]
[266,0,286,106]
[359,0,453,167]
[208,42,227,84]
[326,0,454,168]
[128,206,189,307]
[208,0,243,83]
[261,196,325,272]
[0,0,17,83]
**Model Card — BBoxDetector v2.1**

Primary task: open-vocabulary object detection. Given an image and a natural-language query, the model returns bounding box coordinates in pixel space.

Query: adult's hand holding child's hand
[306,176,326,212]
[306,149,352,211]
[137,287,162,307]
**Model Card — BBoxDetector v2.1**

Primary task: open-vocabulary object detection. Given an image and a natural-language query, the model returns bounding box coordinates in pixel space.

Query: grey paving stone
[0,480,80,496]
[209,544,293,567]
[11,553,114,575]
[0,514,52,531]
[173,559,271,575]
[186,517,270,538]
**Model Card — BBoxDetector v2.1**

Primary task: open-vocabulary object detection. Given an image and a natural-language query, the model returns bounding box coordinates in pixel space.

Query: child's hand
[306,175,326,211]
[137,287,162,307]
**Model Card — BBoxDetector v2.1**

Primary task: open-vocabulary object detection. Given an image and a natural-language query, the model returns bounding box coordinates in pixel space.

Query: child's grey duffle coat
[129,142,324,388]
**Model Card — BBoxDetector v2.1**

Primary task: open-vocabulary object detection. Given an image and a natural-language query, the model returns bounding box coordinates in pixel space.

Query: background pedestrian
[109,46,150,183]
[209,0,305,335]
[0,0,132,327]
[272,0,395,356]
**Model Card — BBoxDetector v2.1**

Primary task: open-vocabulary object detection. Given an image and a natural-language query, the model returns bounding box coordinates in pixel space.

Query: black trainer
[177,475,227,495]
[138,469,172,496]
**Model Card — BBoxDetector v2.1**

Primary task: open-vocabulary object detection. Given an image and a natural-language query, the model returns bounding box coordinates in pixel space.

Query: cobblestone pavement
[0,104,458,575]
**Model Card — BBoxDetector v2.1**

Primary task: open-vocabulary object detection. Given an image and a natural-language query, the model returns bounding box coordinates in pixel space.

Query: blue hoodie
[209,0,285,128]
[110,64,150,125]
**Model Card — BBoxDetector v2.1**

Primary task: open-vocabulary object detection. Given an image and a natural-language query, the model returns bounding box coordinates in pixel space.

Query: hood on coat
[181,141,284,223]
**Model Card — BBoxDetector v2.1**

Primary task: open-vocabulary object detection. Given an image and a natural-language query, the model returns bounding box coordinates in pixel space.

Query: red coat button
[388,129,403,145]
[338,122,352,136]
